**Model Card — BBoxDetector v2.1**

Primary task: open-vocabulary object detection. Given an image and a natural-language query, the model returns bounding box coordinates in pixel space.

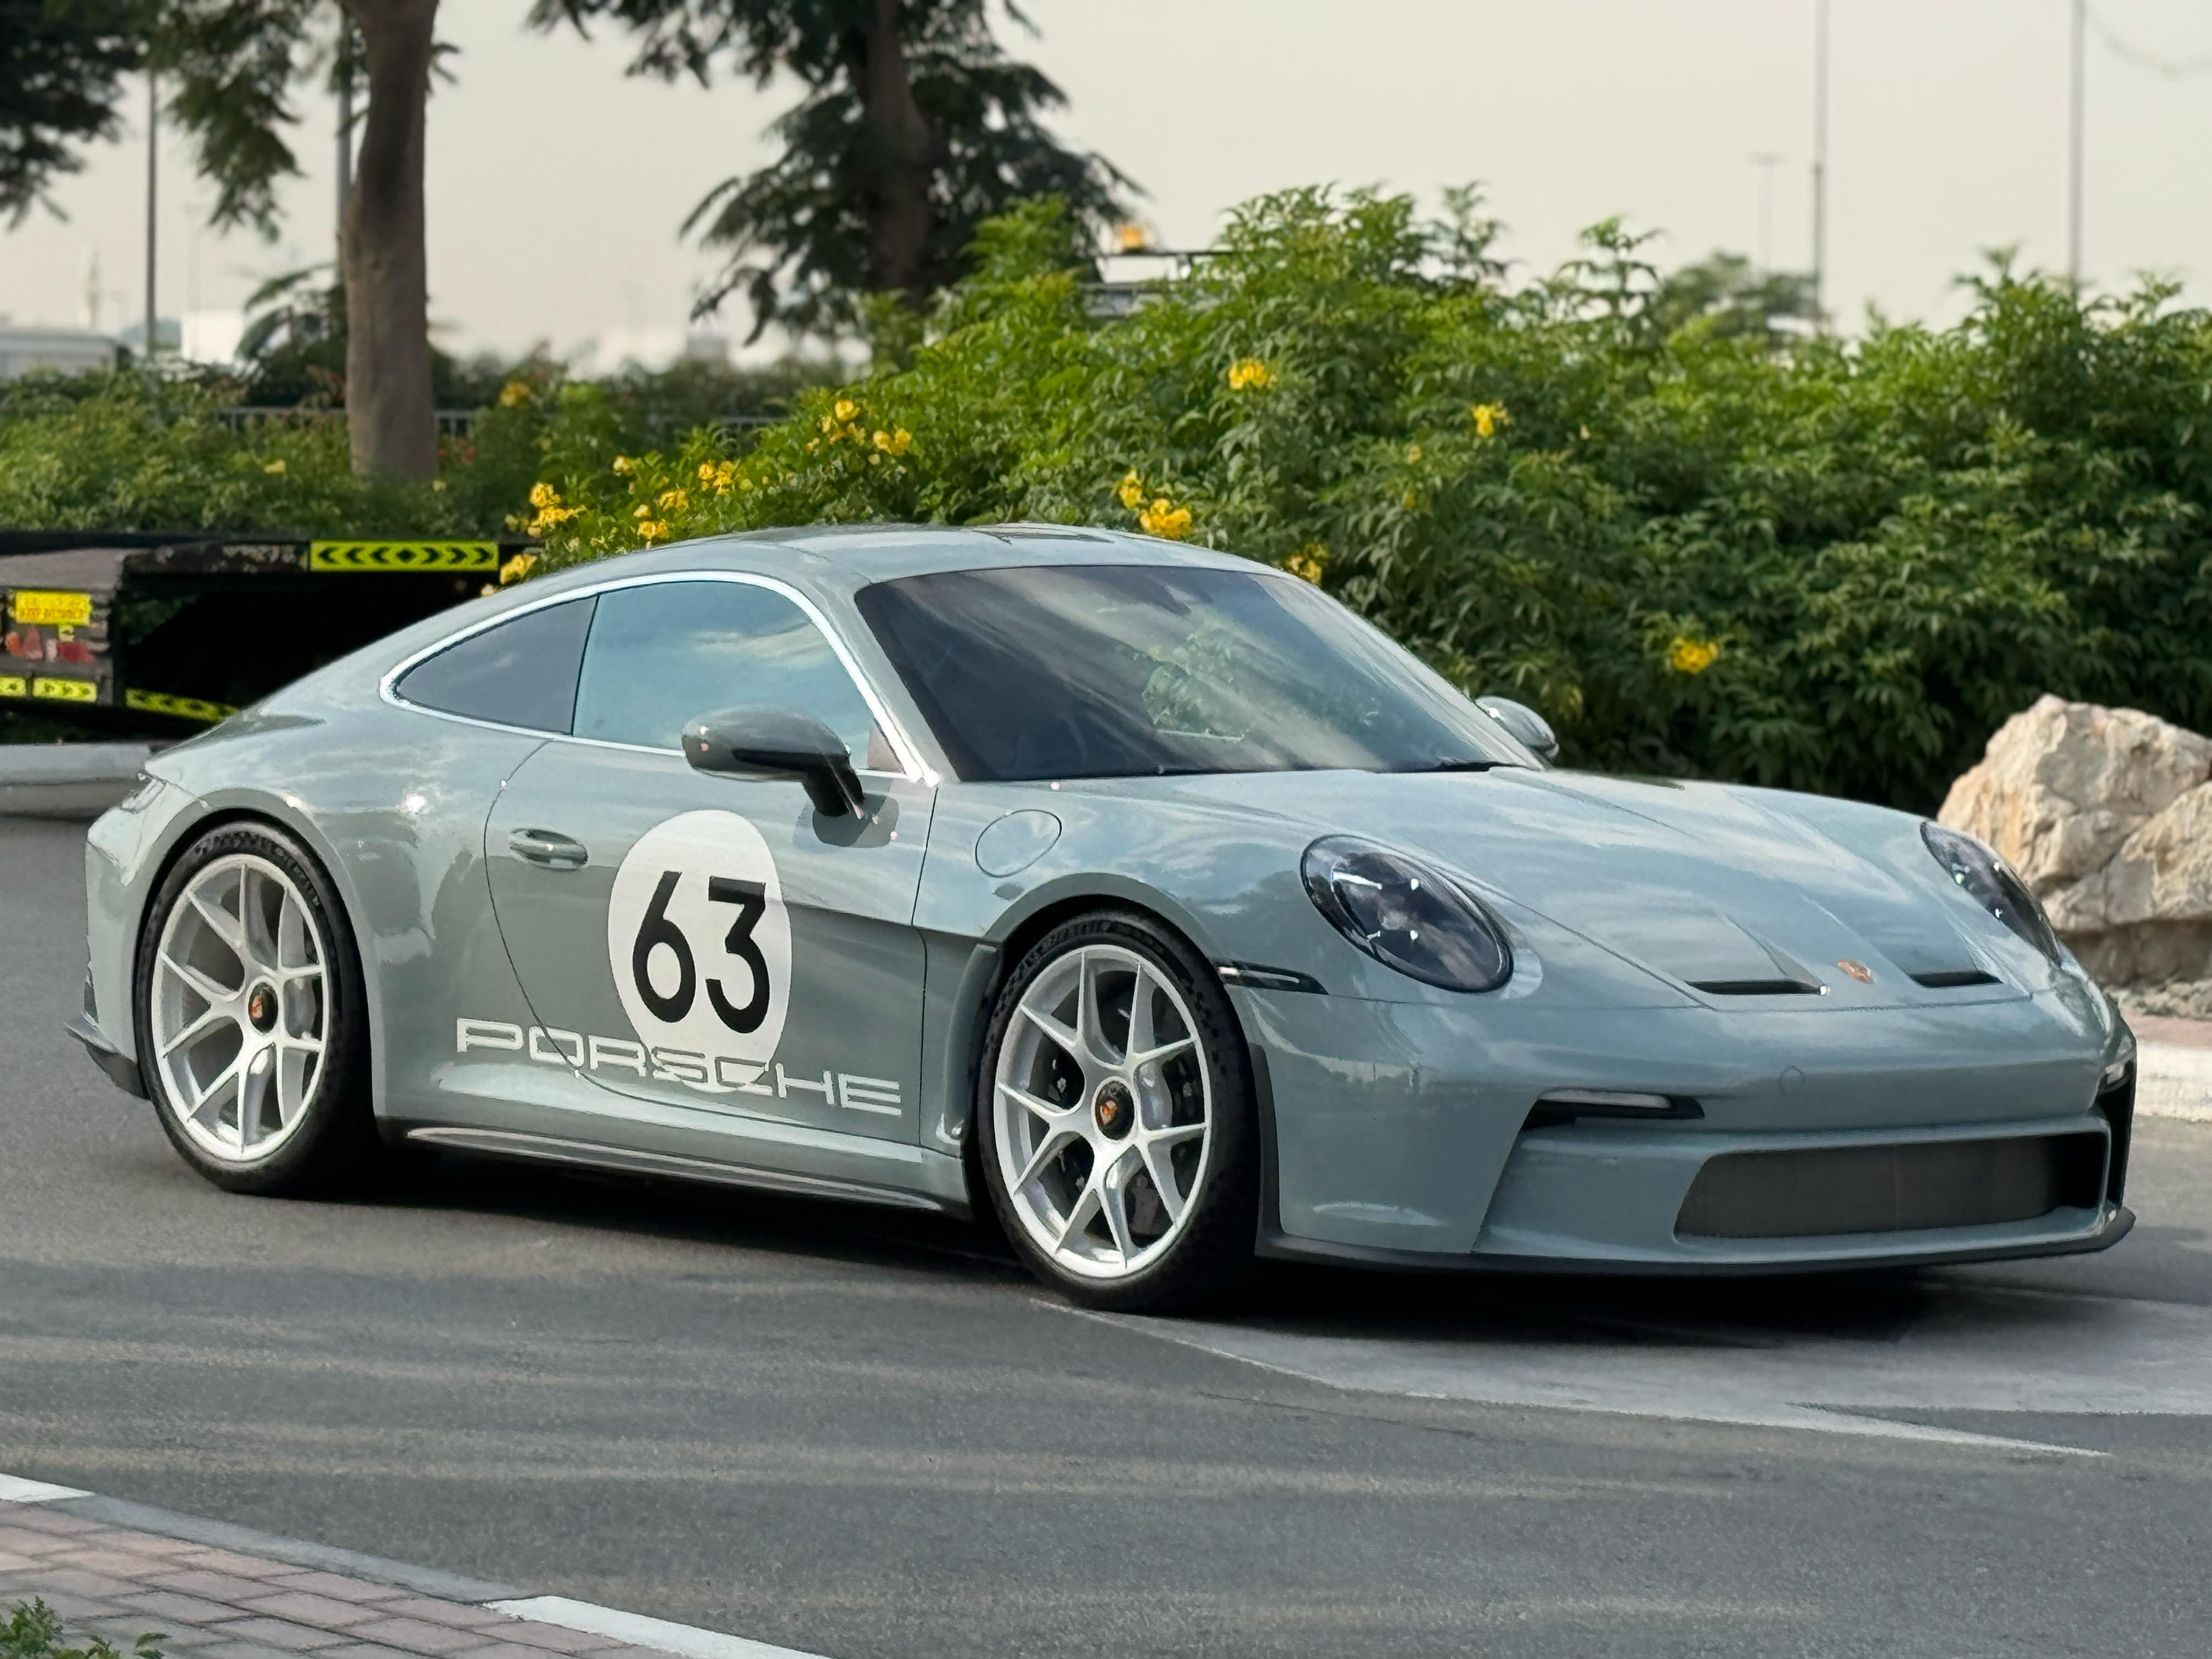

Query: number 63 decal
[606,809,792,1063]
[632,870,770,1032]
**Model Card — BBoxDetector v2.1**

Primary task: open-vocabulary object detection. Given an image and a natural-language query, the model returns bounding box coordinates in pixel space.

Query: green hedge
[12,189,2212,809]
[528,191,2212,810]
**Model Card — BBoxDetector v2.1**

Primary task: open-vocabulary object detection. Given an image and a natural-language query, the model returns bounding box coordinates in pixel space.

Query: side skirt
[403,1125,959,1215]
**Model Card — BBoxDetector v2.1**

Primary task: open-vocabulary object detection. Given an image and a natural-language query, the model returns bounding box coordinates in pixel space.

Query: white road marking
[1082,1282,2212,1455]
[0,1474,92,1502]
[490,1597,832,1659]
[2138,1042,2212,1121]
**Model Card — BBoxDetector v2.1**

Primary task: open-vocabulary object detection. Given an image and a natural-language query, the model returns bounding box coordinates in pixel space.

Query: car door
[484,573,935,1144]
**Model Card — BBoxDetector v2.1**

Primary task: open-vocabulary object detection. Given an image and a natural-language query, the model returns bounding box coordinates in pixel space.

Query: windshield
[854,562,1536,782]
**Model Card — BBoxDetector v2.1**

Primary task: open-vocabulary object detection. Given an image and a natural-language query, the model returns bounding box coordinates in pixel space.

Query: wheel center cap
[1092,1079,1135,1141]
[246,983,278,1034]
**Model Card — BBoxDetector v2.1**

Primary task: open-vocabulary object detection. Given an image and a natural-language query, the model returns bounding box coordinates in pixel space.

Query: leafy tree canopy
[531,0,1136,340]
[0,0,142,224]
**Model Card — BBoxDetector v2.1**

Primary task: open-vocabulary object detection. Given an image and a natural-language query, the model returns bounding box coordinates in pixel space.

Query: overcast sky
[6,1,2212,360]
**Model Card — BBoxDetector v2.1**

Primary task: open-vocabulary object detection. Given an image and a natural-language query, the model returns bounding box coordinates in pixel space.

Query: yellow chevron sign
[31,676,97,703]
[308,540,501,573]
[124,688,237,723]
[0,676,25,699]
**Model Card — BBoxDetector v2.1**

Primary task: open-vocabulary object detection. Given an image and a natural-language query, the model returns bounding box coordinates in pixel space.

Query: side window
[395,597,594,733]
[572,580,889,763]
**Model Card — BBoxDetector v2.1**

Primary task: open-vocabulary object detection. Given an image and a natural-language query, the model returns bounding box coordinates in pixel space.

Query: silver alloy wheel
[993,943,1213,1280]
[149,853,329,1164]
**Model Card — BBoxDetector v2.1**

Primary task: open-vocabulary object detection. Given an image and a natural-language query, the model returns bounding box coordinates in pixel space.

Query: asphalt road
[3,812,2209,1659]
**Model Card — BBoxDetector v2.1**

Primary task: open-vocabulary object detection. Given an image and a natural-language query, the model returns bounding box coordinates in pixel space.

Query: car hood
[1088,766,2033,1008]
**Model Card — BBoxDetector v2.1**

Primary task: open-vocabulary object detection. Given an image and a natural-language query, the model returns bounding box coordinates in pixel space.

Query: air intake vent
[1677,1133,2105,1239]
[1689,978,1822,996]
[1910,969,2001,989]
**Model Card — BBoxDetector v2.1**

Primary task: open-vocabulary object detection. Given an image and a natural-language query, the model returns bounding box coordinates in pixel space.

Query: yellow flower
[1470,402,1510,439]
[612,455,633,474]
[1668,636,1722,675]
[499,380,533,409]
[633,503,651,518]
[1227,358,1272,391]
[872,428,913,456]
[1406,444,1423,465]
[697,462,719,485]
[1116,469,1145,510]
[1283,543,1328,584]
[1138,497,1193,540]
[833,398,860,423]
[528,481,559,509]
[637,520,669,544]
[262,457,286,475]
[499,551,538,585]
[657,488,688,512]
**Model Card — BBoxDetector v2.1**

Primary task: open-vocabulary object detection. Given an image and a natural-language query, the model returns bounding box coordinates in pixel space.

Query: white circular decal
[606,810,791,1083]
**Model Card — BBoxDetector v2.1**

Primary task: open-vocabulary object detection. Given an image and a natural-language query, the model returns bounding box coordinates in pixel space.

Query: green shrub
[2,1600,161,1659]
[526,193,2212,810]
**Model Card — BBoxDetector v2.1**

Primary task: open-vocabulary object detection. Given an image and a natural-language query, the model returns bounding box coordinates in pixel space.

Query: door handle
[508,828,588,870]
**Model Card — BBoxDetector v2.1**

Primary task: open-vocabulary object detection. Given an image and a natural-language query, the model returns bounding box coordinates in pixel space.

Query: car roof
[539,522,1263,590]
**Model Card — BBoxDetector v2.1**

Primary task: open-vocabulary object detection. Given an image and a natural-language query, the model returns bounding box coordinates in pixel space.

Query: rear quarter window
[394,597,595,733]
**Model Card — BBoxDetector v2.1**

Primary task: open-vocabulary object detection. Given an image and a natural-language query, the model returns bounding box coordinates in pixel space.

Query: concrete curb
[1,1472,830,1659]
[0,742,152,819]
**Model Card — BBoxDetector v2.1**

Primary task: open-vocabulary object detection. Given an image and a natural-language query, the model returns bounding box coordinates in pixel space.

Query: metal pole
[144,71,159,362]
[2068,0,2086,285]
[1812,0,1830,326]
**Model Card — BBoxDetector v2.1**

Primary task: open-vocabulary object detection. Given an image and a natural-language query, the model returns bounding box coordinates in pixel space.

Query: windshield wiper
[1397,759,1512,774]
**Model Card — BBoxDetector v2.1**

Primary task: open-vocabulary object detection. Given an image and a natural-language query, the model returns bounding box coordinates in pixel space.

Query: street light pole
[2068,0,2086,285]
[1811,0,1830,326]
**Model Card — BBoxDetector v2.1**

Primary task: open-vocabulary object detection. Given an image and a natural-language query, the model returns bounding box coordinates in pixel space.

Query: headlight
[1921,822,2062,963]
[1301,837,1512,992]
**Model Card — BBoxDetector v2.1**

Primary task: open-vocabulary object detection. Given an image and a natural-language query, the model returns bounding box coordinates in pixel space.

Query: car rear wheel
[977,910,1258,1312]
[136,822,378,1195]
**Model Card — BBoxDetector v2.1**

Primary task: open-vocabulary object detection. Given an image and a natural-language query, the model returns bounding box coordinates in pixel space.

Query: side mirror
[1475,695,1559,764]
[682,707,866,817]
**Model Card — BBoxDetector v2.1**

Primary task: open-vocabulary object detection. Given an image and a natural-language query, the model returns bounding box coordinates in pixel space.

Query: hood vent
[1690,978,1823,996]
[1910,969,2001,989]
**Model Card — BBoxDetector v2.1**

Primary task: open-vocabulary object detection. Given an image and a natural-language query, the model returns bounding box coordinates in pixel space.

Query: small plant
[1,1600,162,1659]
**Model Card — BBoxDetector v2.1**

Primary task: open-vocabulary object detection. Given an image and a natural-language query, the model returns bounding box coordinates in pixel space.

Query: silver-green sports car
[70,524,2138,1310]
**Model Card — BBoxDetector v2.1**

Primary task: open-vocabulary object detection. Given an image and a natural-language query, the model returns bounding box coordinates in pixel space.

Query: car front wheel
[977,909,1258,1312]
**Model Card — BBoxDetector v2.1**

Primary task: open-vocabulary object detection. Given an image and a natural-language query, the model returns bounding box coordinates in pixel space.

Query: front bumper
[1235,984,2134,1273]
[67,1010,146,1099]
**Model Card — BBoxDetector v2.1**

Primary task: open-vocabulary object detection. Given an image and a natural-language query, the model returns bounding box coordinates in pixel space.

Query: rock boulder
[1938,695,2212,990]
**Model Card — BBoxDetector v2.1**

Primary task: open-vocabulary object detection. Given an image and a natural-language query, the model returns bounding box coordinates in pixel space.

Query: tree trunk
[340,0,438,481]
[856,0,936,311]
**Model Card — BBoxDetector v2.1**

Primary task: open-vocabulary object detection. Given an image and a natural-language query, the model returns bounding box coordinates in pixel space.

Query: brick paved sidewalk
[0,1502,647,1659]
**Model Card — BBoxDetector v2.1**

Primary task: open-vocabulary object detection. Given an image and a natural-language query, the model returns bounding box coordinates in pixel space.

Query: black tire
[975,908,1259,1313]
[133,821,381,1196]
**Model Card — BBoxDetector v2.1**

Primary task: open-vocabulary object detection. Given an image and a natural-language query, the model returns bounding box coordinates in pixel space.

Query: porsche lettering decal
[453,1018,901,1116]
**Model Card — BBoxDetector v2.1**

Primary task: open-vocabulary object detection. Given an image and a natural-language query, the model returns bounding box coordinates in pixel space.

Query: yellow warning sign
[0,676,26,698]
[31,676,97,703]
[123,689,237,723]
[9,590,94,627]
[308,540,500,573]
